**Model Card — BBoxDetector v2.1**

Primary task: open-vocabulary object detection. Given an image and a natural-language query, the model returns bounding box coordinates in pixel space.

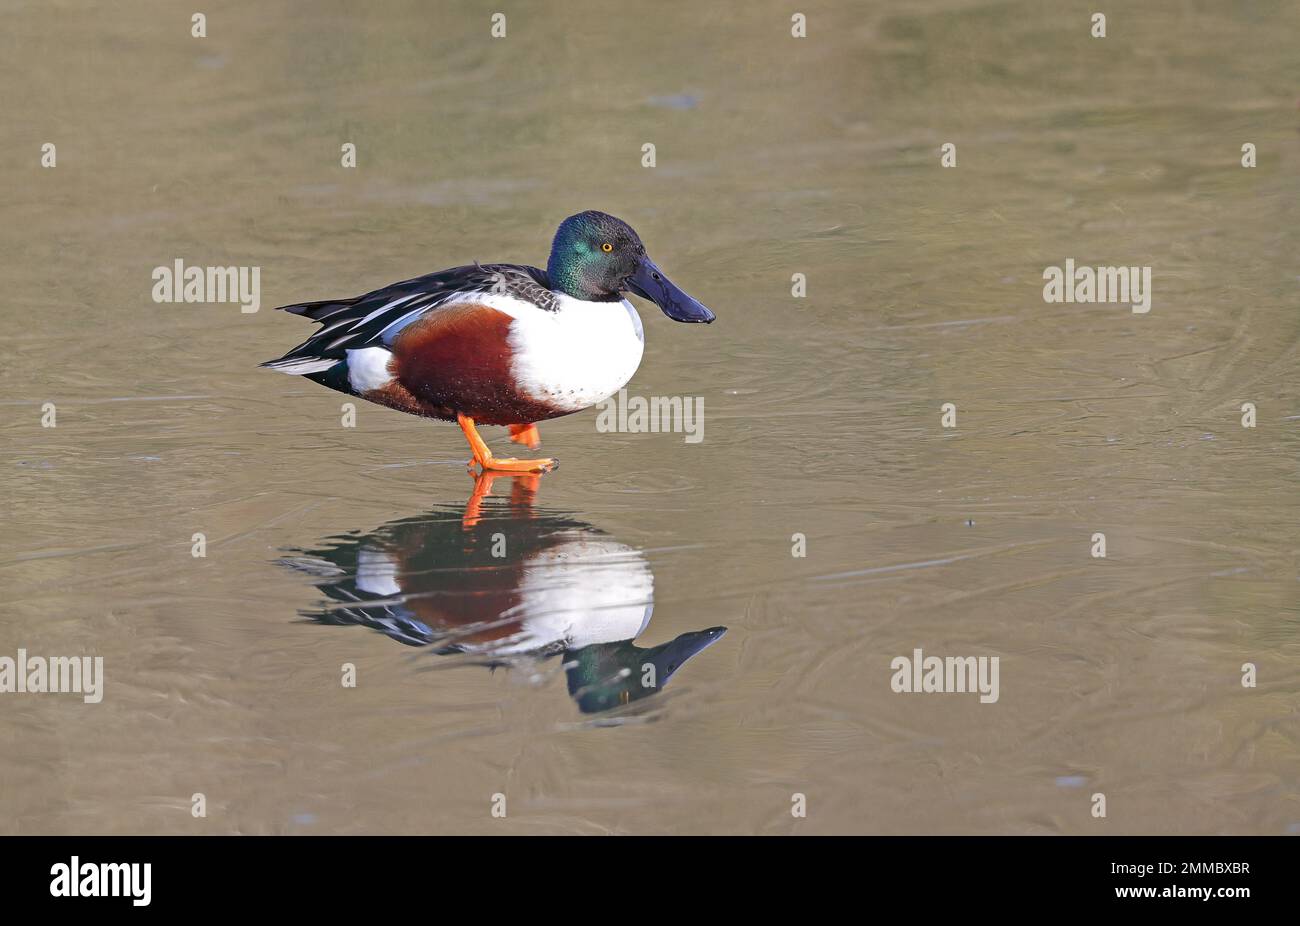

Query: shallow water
[2,1,1297,834]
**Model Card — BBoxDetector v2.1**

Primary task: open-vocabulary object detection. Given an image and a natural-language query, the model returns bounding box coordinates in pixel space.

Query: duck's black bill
[652,626,728,681]
[626,257,715,323]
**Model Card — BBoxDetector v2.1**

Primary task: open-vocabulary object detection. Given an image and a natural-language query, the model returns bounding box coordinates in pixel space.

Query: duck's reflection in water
[281,473,725,717]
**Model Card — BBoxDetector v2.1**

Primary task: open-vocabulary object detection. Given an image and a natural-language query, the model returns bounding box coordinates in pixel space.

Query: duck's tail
[275,297,362,321]
[260,296,365,374]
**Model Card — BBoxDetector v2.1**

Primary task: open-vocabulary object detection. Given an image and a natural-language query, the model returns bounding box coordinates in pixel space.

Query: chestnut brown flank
[363,303,563,425]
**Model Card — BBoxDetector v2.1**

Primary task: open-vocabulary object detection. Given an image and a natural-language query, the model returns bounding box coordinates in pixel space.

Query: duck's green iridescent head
[546,210,715,323]
[565,626,728,714]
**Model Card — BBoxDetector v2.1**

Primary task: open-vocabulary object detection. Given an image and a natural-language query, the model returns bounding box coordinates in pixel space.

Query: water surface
[2,1,1297,834]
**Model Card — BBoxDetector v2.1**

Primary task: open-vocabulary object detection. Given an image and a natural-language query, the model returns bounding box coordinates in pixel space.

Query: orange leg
[461,470,497,528]
[462,470,541,528]
[508,472,541,510]
[508,423,541,450]
[457,414,557,473]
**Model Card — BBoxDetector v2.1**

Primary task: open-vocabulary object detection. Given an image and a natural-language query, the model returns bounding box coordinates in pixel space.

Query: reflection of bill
[280,473,724,715]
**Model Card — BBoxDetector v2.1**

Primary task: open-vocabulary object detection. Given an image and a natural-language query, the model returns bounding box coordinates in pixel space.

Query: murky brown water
[3,1,1297,834]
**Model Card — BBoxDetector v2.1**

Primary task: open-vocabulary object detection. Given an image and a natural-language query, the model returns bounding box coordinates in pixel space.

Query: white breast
[477,535,655,655]
[443,292,645,413]
[508,294,645,412]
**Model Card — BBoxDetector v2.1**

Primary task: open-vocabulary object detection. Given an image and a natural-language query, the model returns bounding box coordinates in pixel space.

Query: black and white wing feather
[261,263,557,374]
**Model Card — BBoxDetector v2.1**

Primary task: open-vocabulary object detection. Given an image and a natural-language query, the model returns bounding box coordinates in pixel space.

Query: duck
[262,210,715,472]
[279,487,726,715]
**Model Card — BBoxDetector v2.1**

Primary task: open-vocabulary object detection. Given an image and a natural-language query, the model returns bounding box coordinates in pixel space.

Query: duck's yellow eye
[601,242,613,252]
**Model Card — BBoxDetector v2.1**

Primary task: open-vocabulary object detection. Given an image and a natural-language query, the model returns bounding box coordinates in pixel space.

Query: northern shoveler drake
[262,210,714,472]
[281,490,727,715]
